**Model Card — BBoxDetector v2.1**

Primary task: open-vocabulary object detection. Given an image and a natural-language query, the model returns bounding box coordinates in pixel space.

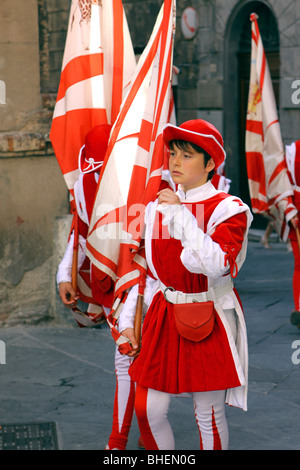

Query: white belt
[159,279,234,304]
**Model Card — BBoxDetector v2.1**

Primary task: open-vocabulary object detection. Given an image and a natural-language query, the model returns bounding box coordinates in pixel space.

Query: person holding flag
[57,123,141,450]
[245,13,299,325]
[51,0,141,451]
[285,141,300,327]
[50,0,136,322]
[118,119,253,450]
[56,124,113,324]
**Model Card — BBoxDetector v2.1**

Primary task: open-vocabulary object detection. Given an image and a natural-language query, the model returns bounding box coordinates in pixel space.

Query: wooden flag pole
[295,226,300,254]
[134,294,143,348]
[134,273,146,349]
[71,211,79,295]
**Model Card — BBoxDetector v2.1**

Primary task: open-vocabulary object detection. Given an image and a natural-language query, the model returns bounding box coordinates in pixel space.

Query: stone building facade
[0,0,299,325]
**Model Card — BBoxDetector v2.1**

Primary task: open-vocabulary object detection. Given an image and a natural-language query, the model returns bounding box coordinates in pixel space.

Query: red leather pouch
[173,301,215,342]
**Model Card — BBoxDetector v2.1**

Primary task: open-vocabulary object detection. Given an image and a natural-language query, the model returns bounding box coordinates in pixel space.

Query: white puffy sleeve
[156,198,250,279]
[56,232,87,285]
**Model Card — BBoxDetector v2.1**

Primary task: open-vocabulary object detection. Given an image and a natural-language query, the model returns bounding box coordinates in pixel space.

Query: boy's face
[169,142,215,192]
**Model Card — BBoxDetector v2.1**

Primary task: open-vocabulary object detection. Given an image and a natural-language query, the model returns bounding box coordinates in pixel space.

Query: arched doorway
[224,1,279,228]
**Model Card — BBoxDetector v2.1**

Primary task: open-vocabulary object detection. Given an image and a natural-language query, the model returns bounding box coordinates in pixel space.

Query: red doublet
[129,193,248,394]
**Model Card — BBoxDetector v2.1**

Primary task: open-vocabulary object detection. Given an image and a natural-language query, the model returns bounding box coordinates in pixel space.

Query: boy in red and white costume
[285,140,300,327]
[119,119,253,450]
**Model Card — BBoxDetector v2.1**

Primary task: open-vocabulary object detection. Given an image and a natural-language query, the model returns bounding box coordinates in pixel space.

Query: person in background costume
[211,160,231,193]
[57,124,113,323]
[56,125,136,450]
[260,219,292,251]
[285,140,300,328]
[118,119,253,450]
[260,220,275,249]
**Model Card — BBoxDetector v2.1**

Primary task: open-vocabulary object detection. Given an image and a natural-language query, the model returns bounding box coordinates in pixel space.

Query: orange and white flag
[86,0,176,349]
[245,13,297,240]
[50,0,136,194]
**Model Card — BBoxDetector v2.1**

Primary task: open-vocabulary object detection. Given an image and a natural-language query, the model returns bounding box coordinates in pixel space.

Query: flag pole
[134,272,146,349]
[71,211,79,295]
[295,226,300,254]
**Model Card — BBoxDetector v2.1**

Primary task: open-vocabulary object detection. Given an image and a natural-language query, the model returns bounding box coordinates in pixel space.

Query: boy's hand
[59,282,80,308]
[290,215,299,230]
[121,328,140,357]
[157,188,181,206]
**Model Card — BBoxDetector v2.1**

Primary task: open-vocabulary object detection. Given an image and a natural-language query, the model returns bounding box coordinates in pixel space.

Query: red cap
[79,124,112,174]
[162,119,226,169]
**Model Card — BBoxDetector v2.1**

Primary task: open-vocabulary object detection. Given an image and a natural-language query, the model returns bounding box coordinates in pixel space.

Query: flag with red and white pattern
[50,0,136,327]
[50,0,136,195]
[245,13,297,240]
[86,0,177,351]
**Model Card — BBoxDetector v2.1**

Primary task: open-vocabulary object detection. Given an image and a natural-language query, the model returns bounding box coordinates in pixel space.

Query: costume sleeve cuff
[117,276,157,332]
[56,233,74,285]
[56,233,87,286]
[118,284,139,332]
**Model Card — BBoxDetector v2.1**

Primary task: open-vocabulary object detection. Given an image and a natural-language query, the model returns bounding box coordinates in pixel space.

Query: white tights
[134,308,237,450]
[135,386,228,450]
[106,348,135,450]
